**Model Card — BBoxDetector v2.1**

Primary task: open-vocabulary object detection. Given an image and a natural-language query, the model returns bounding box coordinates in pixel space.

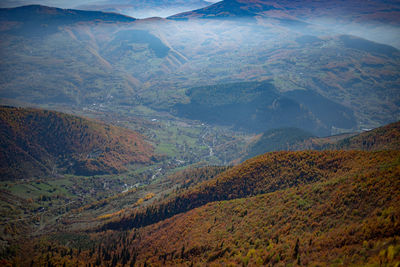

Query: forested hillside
[243,127,315,160]
[0,106,154,179]
[19,150,400,266]
[336,121,400,151]
[241,121,400,160]
[174,82,356,135]
[102,149,396,231]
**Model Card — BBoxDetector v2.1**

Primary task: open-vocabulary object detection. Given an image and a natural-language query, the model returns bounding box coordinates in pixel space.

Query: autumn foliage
[18,150,400,266]
[103,150,368,231]
[335,121,400,151]
[5,120,400,266]
[0,106,154,179]
[127,150,400,266]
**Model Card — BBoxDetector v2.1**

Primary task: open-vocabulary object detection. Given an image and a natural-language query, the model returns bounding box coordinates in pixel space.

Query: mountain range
[77,0,214,18]
[0,0,215,18]
[171,0,400,25]
[0,3,399,134]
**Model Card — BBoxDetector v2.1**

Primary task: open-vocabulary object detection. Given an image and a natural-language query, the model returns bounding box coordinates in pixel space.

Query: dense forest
[174,82,356,135]
[1,109,399,267]
[0,106,154,179]
[13,150,400,266]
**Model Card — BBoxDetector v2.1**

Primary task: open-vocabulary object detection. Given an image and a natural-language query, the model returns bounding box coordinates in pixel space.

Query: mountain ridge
[0,4,136,36]
[0,4,137,21]
[169,0,400,26]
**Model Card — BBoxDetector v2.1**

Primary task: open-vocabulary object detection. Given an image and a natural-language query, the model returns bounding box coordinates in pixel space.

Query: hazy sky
[0,0,222,9]
[0,0,222,18]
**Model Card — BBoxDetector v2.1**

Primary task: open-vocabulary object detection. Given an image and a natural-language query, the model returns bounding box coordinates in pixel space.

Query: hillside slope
[0,106,154,179]
[6,119,400,266]
[23,150,400,266]
[336,120,400,151]
[98,121,400,236]
[174,82,357,135]
[102,150,388,231]
[243,127,315,160]
[241,121,400,160]
[0,5,188,106]
[126,150,400,266]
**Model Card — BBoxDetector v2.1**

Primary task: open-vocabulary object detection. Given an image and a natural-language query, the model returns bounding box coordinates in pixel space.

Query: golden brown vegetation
[14,150,400,266]
[0,106,154,179]
[336,121,400,151]
[102,151,373,231]
[3,121,400,266]
[127,151,400,266]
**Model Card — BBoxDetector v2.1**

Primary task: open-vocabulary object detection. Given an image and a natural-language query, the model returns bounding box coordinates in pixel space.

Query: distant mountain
[170,0,400,26]
[0,0,214,18]
[76,0,213,18]
[0,5,136,35]
[169,0,281,20]
[0,5,188,106]
[0,106,154,179]
[0,4,399,133]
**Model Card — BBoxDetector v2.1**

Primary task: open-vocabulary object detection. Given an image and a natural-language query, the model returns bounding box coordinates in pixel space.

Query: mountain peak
[0,4,136,24]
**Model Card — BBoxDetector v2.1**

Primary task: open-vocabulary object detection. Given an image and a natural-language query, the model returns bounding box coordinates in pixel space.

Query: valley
[1,4,399,133]
[0,0,399,266]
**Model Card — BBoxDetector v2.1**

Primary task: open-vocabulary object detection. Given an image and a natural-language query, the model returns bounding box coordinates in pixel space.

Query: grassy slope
[0,106,154,179]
